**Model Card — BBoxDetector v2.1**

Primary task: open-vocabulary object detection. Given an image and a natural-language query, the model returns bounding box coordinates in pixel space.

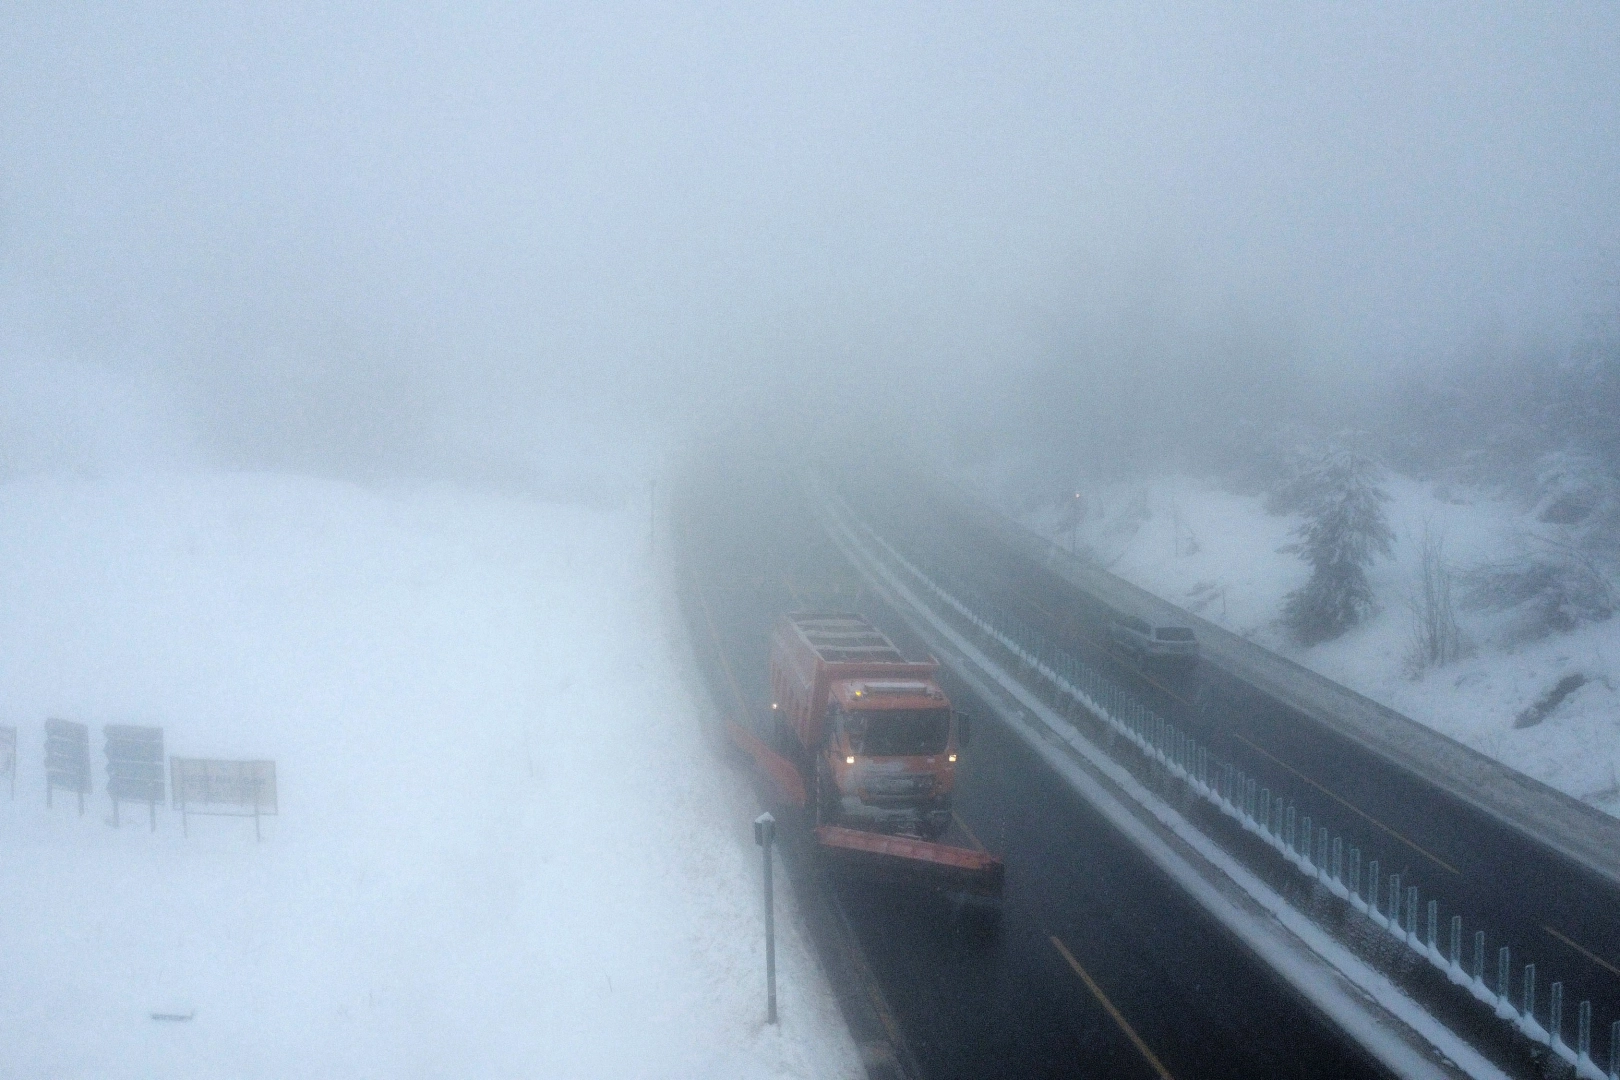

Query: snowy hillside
[1024,474,1620,818]
[0,472,858,1079]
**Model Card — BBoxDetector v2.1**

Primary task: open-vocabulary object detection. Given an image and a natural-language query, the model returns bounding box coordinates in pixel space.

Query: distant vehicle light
[948,753,957,763]
[771,702,778,709]
[845,755,855,765]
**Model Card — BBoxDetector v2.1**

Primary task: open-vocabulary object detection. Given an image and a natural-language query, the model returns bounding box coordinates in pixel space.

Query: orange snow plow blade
[814,825,1005,898]
[728,723,807,809]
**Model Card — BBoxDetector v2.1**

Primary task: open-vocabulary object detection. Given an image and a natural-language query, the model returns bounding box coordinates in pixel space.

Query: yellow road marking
[1050,936,1175,1080]
[1542,924,1620,979]
[1233,734,1460,877]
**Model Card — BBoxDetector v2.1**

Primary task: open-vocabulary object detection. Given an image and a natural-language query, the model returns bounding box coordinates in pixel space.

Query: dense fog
[7,9,1620,1076]
[4,4,1616,492]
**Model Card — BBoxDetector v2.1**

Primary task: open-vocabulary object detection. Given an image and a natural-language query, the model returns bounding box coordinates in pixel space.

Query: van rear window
[1155,627,1195,642]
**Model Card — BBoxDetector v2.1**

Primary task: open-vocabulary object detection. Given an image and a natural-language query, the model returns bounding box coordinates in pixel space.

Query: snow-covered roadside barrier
[821,487,1616,1080]
[0,472,859,1079]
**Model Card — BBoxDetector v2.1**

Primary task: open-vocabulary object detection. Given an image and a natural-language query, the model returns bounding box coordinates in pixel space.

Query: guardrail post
[1332,836,1343,883]
[1578,1000,1592,1064]
[754,812,778,1024]
[1318,827,1329,873]
[1449,915,1461,970]
[1349,847,1361,899]
[1246,778,1257,822]
[1474,931,1485,984]
[1523,963,1536,1027]
[1608,1018,1618,1079]
[1388,873,1401,930]
[1300,815,1312,863]
[1497,946,1511,1002]
[1549,981,1563,1050]
[1427,899,1438,951]
[1368,860,1380,917]
[1258,787,1270,832]
[1406,886,1419,941]
[1285,804,1295,850]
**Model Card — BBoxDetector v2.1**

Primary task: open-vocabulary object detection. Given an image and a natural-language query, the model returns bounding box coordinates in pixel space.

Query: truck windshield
[845,708,950,756]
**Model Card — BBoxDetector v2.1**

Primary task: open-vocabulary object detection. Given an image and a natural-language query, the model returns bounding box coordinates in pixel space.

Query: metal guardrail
[855,516,1619,1080]
[943,480,1620,892]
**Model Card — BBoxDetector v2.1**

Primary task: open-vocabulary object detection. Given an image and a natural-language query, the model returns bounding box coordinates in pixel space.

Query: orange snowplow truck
[770,613,965,840]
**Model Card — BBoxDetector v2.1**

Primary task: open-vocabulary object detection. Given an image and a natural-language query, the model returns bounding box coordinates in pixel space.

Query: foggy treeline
[5,6,1616,511]
[966,290,1620,649]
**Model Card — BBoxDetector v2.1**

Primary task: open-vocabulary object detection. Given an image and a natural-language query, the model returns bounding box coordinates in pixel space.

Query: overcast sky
[2,3,1616,485]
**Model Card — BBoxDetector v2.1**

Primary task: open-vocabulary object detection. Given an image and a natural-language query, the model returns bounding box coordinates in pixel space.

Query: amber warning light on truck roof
[852,680,940,697]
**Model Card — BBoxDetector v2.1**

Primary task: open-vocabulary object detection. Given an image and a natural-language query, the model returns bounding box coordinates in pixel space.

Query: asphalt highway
[846,473,1620,1059]
[674,457,1385,1080]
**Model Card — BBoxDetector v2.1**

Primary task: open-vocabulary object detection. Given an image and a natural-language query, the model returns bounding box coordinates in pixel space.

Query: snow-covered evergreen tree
[1282,448,1395,645]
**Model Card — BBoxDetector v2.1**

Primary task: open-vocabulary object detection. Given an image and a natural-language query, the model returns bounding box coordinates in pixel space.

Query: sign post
[45,719,91,815]
[753,811,778,1024]
[104,725,164,830]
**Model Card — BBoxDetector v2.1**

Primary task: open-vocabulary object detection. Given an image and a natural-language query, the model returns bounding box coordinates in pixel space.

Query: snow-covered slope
[1025,475,1620,818]
[0,472,858,1079]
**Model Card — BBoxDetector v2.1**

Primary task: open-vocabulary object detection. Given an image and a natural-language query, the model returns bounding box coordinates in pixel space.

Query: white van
[1109,613,1198,661]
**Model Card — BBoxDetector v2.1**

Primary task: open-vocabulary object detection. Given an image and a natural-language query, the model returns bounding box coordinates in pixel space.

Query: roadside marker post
[753,811,778,1024]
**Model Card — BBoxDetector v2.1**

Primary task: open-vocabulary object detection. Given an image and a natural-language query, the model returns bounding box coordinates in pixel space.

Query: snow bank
[1026,475,1620,817]
[0,472,858,1079]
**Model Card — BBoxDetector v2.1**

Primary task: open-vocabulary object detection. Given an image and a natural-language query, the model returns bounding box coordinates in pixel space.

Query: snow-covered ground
[1023,474,1620,818]
[0,471,858,1080]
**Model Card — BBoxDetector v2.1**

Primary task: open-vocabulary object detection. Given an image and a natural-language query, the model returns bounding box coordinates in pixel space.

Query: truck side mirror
[956,712,973,747]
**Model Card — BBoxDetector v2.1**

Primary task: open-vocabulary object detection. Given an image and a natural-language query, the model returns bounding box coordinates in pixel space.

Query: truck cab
[769,613,964,839]
[818,678,959,838]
